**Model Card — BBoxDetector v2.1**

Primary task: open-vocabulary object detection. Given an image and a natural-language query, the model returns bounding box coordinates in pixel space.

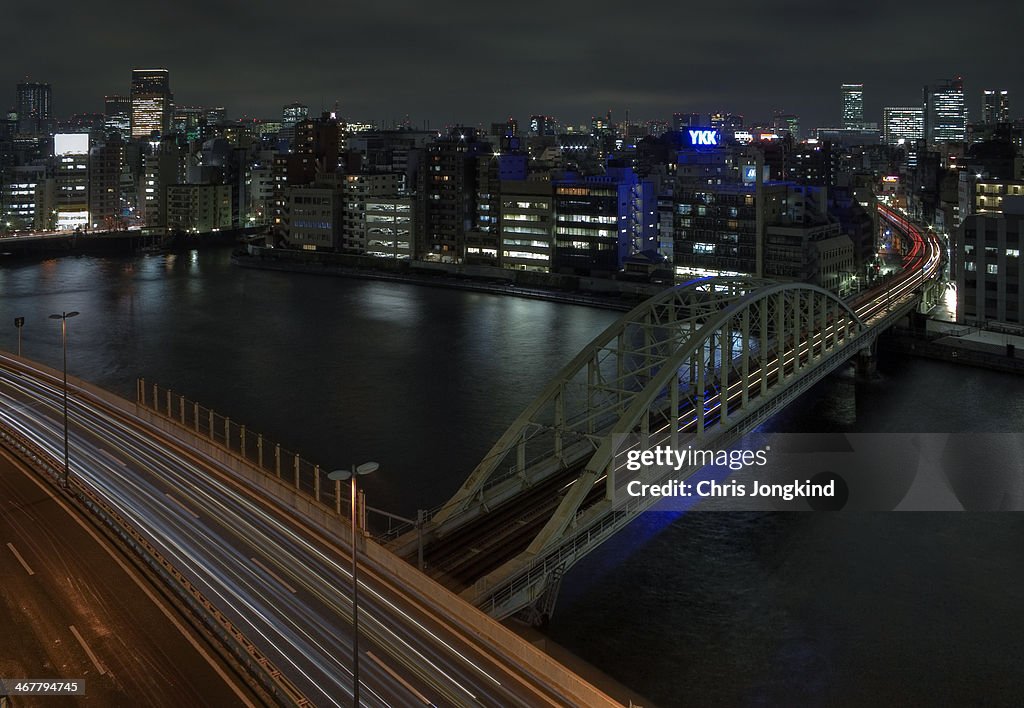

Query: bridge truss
[411,277,871,621]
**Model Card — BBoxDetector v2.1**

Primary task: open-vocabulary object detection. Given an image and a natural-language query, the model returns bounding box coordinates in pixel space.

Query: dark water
[3,249,1023,706]
[548,356,1024,706]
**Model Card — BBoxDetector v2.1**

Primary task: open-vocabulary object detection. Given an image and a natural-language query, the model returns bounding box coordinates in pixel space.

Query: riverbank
[232,246,666,311]
[880,318,1024,374]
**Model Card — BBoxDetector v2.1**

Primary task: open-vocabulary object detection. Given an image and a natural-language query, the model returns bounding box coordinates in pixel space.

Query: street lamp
[328,461,379,707]
[48,311,79,489]
[14,316,25,356]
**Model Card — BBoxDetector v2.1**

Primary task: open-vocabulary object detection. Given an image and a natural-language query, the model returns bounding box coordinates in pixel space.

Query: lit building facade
[104,95,131,141]
[924,78,967,145]
[16,82,52,135]
[130,69,173,139]
[552,167,656,277]
[975,179,1024,215]
[841,83,864,128]
[672,143,773,277]
[54,133,90,229]
[982,90,1010,125]
[500,179,554,271]
[882,107,924,146]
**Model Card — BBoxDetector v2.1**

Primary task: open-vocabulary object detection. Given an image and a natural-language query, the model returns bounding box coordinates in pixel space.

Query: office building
[141,135,184,230]
[104,95,131,141]
[955,210,1024,325]
[841,83,864,128]
[982,90,1010,125]
[500,178,555,272]
[130,69,173,139]
[882,107,924,146]
[672,146,774,277]
[166,184,233,233]
[54,133,90,229]
[283,181,342,250]
[924,78,967,145]
[552,167,656,277]
[16,82,53,135]
[0,165,53,231]
[89,140,125,230]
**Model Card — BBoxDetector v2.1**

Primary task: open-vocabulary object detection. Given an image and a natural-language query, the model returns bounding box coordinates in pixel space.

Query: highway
[0,448,256,707]
[0,354,617,707]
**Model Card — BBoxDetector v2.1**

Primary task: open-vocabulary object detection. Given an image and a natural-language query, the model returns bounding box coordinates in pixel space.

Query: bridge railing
[475,322,883,617]
[136,379,410,539]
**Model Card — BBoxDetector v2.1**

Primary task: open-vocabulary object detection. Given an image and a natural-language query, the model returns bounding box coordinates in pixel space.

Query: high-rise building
[982,90,1010,124]
[104,95,131,141]
[16,82,52,135]
[415,127,490,261]
[882,107,925,146]
[282,102,308,127]
[54,133,90,229]
[923,77,967,145]
[841,83,864,128]
[130,69,173,139]
[89,139,125,230]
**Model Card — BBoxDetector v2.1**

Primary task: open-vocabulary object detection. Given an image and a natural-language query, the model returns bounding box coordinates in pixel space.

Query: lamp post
[48,311,79,489]
[328,461,378,707]
[14,316,24,356]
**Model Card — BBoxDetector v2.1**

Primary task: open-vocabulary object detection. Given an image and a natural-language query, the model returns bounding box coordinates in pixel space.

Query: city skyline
[4,0,1021,130]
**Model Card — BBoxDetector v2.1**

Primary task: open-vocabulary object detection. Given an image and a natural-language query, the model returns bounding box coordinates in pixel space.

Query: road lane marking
[366,651,431,705]
[99,448,127,466]
[1,434,257,708]
[69,624,106,676]
[250,557,297,594]
[6,542,35,575]
[164,493,200,519]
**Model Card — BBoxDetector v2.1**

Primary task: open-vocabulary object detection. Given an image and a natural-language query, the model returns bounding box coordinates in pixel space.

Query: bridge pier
[855,340,878,380]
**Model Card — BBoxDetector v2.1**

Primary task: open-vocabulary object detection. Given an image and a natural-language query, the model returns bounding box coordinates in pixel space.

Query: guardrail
[136,379,413,540]
[0,423,309,707]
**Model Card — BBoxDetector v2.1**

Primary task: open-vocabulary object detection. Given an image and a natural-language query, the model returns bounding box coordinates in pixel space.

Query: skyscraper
[923,77,967,145]
[130,68,173,139]
[882,107,924,145]
[841,83,864,128]
[16,82,52,135]
[104,95,131,141]
[982,90,1010,124]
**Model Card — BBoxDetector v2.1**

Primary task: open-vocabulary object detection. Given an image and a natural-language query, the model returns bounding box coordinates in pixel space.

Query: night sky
[5,0,1022,131]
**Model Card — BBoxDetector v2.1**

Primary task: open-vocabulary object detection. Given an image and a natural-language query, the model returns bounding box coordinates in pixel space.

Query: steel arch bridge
[401,276,877,621]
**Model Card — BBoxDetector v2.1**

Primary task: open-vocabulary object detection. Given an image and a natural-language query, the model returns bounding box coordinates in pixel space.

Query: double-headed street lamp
[48,311,79,489]
[328,461,378,708]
